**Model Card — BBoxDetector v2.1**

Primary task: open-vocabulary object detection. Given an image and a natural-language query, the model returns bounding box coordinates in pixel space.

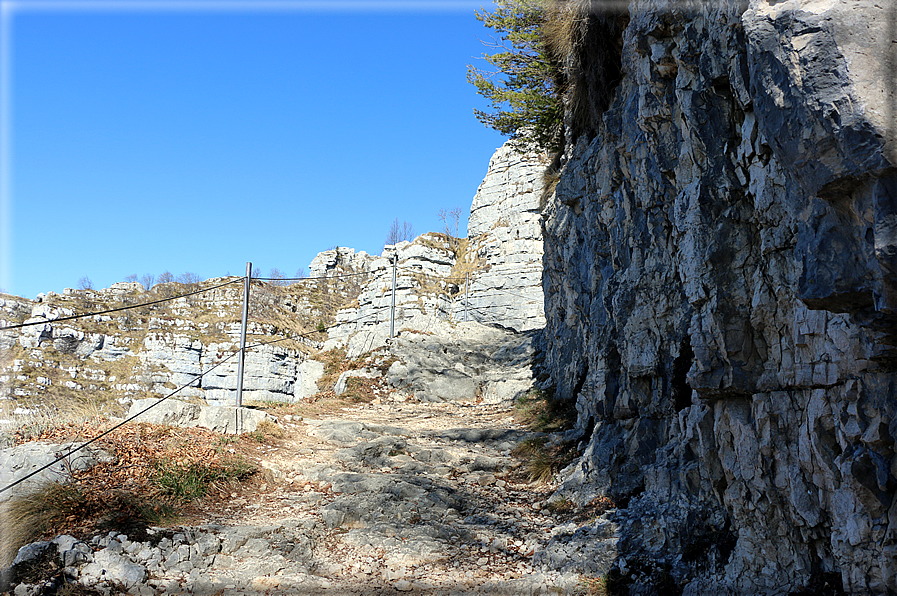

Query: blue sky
[1,0,507,298]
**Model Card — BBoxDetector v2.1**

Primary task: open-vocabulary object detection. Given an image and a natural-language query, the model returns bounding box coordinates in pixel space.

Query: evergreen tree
[467,0,563,154]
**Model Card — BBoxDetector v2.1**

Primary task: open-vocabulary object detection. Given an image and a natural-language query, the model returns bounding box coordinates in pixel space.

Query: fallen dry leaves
[12,418,264,541]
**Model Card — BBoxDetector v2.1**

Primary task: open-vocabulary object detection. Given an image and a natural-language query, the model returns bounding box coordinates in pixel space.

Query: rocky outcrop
[308,247,374,279]
[124,399,272,434]
[324,140,548,358]
[539,0,897,594]
[0,442,111,504]
[387,321,541,404]
[324,235,459,358]
[452,144,548,332]
[0,281,324,420]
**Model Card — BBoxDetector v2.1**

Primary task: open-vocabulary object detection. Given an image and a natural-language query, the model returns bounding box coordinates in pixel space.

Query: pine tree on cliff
[467,0,564,154]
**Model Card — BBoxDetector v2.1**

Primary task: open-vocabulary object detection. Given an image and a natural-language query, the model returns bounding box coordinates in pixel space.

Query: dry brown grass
[513,387,577,433]
[244,419,285,443]
[511,388,581,484]
[511,437,578,484]
[578,574,611,596]
[1,419,261,565]
[543,0,629,144]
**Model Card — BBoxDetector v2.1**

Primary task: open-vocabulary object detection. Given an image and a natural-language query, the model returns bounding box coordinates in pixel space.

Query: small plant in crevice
[512,436,578,484]
[514,387,577,433]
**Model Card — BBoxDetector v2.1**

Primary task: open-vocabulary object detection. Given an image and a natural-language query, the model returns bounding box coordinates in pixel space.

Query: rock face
[0,442,110,504]
[452,145,548,331]
[324,235,459,358]
[539,1,897,594]
[325,141,548,358]
[0,281,322,412]
[387,321,540,404]
[308,247,374,279]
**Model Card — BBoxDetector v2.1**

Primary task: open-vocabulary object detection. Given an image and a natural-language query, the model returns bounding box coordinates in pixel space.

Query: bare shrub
[438,207,464,238]
[384,218,415,247]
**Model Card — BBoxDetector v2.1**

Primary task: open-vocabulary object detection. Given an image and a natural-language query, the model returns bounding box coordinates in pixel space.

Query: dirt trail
[182,396,582,595]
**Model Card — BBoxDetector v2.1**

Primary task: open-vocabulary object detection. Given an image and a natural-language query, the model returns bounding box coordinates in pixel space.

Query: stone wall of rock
[539,0,897,594]
[451,144,548,331]
[324,140,548,358]
[308,247,374,279]
[323,235,458,358]
[0,281,325,418]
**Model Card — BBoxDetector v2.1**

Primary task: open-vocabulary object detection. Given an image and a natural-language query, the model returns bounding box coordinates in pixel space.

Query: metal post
[236,262,251,409]
[389,253,397,338]
[465,272,469,322]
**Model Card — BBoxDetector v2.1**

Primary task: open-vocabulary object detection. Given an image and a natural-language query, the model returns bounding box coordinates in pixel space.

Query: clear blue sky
[1,0,507,299]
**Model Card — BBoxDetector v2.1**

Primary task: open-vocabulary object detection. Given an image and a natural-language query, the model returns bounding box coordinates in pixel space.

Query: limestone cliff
[454,143,548,331]
[0,280,324,416]
[538,0,896,593]
[541,0,897,594]
[324,140,548,357]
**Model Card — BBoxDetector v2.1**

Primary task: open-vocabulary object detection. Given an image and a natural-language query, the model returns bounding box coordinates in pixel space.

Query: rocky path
[12,397,588,595]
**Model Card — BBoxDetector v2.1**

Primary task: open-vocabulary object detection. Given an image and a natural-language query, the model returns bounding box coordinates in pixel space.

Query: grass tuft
[1,483,85,565]
[245,420,285,443]
[152,456,254,501]
[577,574,611,596]
[511,437,577,485]
[514,387,577,433]
[0,481,179,567]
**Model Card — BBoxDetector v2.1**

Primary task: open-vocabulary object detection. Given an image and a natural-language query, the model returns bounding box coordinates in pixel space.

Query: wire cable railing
[0,278,243,332]
[0,254,542,497]
[0,308,379,497]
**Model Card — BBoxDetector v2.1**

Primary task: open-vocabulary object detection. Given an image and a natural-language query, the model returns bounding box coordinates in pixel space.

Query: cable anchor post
[236,262,251,411]
[389,252,397,339]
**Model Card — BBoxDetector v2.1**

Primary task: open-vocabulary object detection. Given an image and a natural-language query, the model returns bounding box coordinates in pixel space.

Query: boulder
[294,360,325,400]
[125,398,269,434]
[333,369,381,396]
[126,398,201,427]
[0,442,110,504]
[387,321,538,403]
[195,406,270,434]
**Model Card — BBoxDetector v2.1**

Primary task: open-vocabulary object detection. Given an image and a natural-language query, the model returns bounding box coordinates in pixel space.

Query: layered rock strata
[450,144,548,332]
[325,141,548,357]
[387,321,540,404]
[0,281,323,413]
[540,0,897,594]
[323,235,459,358]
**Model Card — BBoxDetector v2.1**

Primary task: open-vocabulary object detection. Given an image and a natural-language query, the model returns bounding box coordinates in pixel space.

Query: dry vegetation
[510,387,580,484]
[1,274,358,430]
[1,419,261,566]
[543,0,629,145]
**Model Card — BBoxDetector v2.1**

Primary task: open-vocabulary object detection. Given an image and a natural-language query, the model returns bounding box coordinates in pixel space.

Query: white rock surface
[294,360,325,400]
[388,321,539,404]
[322,141,548,358]
[454,143,548,331]
[126,399,271,434]
[0,442,111,504]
